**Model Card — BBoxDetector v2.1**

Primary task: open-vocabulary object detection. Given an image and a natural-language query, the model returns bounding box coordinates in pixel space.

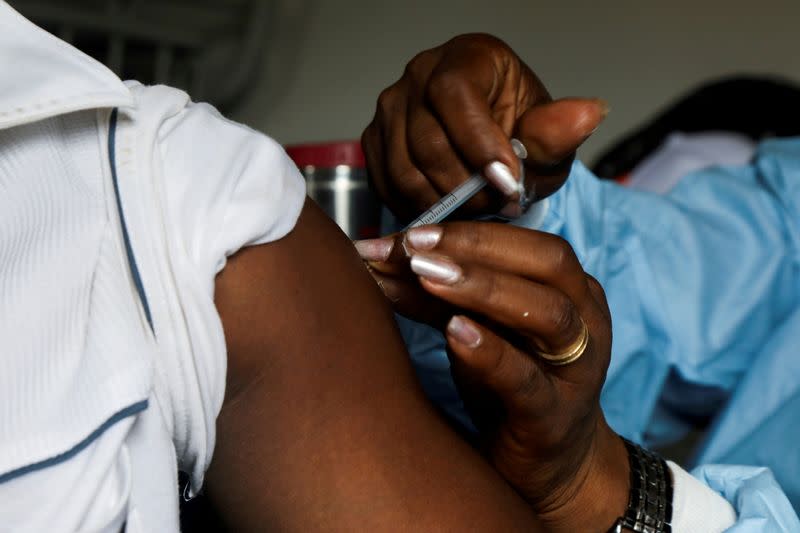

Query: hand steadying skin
[357,223,628,532]
[357,33,630,531]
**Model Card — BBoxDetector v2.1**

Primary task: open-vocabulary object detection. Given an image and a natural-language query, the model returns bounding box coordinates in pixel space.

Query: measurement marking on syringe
[413,194,462,226]
[406,179,486,229]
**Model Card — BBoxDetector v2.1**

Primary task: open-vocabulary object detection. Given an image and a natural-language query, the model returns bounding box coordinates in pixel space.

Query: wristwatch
[609,438,673,533]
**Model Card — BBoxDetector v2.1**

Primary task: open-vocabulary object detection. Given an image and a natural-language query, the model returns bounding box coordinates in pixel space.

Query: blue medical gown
[395,138,800,530]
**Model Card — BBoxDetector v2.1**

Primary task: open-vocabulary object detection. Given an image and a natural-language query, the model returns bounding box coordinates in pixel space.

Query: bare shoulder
[207,198,540,532]
[213,198,411,400]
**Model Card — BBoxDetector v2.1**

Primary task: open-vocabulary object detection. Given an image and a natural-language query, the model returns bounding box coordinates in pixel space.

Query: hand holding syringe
[404,139,529,230]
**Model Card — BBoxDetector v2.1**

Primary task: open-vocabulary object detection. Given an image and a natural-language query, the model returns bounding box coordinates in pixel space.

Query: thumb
[516,97,609,168]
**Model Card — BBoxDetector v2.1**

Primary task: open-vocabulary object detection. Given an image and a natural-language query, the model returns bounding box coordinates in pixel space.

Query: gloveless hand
[362,33,607,222]
[356,223,629,532]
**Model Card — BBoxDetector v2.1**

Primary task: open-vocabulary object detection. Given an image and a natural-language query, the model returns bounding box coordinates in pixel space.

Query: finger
[374,83,442,221]
[405,106,499,214]
[445,315,552,416]
[513,98,609,202]
[354,236,396,263]
[404,223,591,309]
[516,98,609,168]
[424,44,527,198]
[365,265,451,326]
[409,253,584,352]
[585,274,610,322]
[354,232,409,267]
[353,234,413,301]
[361,121,392,208]
[355,234,453,327]
[364,106,419,220]
[404,47,505,213]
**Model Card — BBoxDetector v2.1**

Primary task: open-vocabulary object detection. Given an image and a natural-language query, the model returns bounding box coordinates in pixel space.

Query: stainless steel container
[286,141,382,240]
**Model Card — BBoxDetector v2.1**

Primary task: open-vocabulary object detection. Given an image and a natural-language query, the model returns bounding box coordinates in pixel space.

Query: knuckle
[446,222,487,257]
[361,123,379,157]
[426,69,464,103]
[585,273,602,292]
[449,33,509,53]
[458,224,482,253]
[548,292,579,336]
[404,49,437,82]
[479,271,504,308]
[376,85,401,118]
[407,126,450,168]
[395,166,427,193]
[361,123,374,147]
[585,274,607,301]
[585,274,611,321]
[548,235,580,273]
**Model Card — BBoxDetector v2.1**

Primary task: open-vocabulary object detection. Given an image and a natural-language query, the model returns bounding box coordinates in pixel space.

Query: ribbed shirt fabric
[0,3,306,530]
[0,110,152,482]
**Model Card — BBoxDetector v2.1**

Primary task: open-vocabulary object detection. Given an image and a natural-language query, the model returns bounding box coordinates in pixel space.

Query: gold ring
[537,318,590,366]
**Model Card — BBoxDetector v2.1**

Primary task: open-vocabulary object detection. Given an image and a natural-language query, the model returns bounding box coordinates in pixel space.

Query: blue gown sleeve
[395,138,800,522]
[540,140,800,449]
[691,465,800,532]
[539,140,800,511]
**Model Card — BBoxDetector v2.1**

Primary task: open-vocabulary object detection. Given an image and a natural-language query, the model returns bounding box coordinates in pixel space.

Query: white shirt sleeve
[157,100,306,292]
[668,460,736,532]
[125,83,306,495]
[156,98,306,491]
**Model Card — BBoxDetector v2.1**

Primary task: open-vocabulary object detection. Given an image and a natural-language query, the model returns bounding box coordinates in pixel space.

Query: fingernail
[510,138,528,160]
[406,225,442,251]
[581,99,611,138]
[354,238,394,262]
[410,254,462,284]
[447,316,482,348]
[595,98,611,118]
[484,161,520,197]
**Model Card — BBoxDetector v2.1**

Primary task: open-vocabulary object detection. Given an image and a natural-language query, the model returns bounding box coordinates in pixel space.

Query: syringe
[404,138,528,230]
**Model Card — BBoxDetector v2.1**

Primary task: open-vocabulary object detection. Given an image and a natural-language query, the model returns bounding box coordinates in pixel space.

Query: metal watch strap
[610,438,673,533]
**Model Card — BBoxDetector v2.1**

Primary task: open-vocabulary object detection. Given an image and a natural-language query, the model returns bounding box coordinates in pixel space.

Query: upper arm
[207,199,540,531]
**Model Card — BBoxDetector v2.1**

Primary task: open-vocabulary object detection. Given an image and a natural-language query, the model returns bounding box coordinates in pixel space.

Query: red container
[285,140,381,239]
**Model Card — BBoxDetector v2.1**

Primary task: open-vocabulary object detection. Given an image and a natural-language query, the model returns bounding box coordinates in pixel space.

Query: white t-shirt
[0,81,305,532]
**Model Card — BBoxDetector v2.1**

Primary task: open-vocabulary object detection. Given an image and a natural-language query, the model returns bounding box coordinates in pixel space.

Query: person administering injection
[356,33,800,532]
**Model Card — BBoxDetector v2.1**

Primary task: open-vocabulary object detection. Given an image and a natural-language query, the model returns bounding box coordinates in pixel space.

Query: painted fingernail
[410,255,462,284]
[510,138,528,160]
[484,161,520,197]
[595,98,611,118]
[354,238,394,262]
[406,225,442,251]
[584,99,611,137]
[447,316,482,348]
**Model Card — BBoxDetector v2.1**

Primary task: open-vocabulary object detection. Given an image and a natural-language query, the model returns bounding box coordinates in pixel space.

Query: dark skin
[361,33,608,223]
[207,200,544,531]
[358,224,627,532]
[205,33,627,532]
[357,33,632,531]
